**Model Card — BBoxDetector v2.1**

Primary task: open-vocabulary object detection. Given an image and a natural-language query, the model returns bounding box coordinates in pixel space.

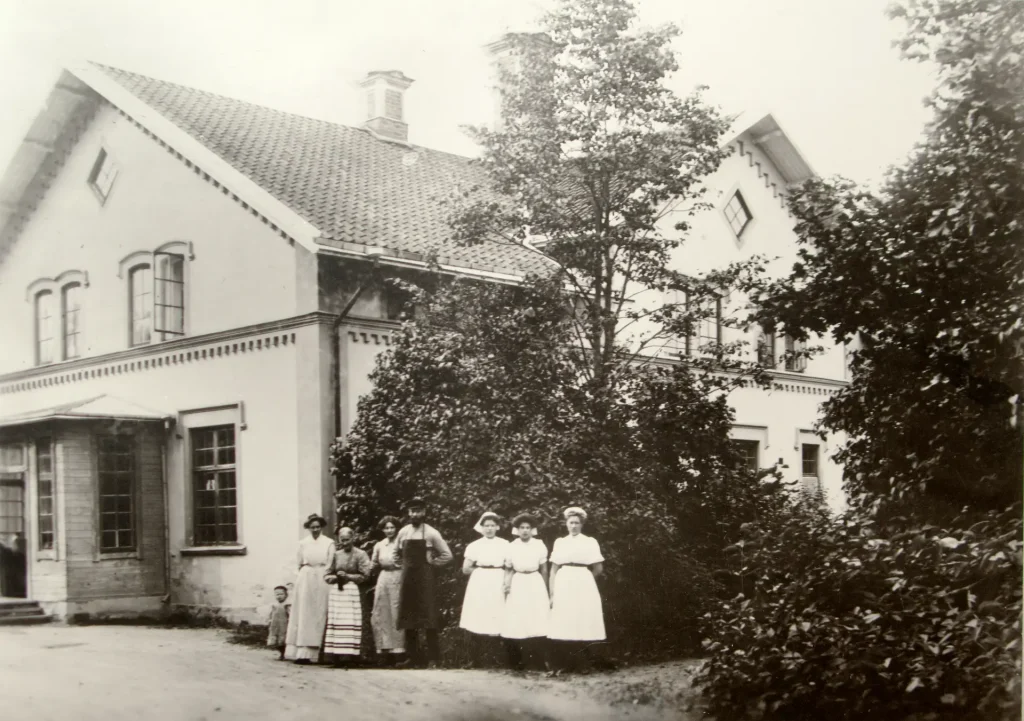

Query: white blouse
[297,533,335,568]
[465,536,510,568]
[505,537,548,573]
[550,533,604,566]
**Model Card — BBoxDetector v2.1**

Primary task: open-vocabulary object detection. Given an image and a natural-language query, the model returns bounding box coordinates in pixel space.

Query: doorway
[0,473,26,598]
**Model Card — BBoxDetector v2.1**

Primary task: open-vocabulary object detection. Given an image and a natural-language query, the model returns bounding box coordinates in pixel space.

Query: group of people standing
[271,497,607,671]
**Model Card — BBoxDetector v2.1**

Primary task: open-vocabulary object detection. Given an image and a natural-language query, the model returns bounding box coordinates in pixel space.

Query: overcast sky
[0,0,936,186]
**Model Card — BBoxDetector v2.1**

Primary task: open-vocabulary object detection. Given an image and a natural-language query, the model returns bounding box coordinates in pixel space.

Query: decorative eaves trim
[69,63,323,255]
[0,311,334,394]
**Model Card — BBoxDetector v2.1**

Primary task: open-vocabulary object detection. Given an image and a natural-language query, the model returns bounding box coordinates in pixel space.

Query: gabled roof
[0,394,171,428]
[0,64,812,279]
[724,111,815,186]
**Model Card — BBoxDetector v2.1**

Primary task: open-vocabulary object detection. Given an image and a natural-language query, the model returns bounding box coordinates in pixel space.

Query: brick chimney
[484,32,552,132]
[360,70,414,143]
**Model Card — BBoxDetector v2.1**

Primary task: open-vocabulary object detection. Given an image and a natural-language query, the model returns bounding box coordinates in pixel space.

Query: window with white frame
[129,264,153,347]
[61,283,81,360]
[724,190,753,237]
[685,293,722,356]
[756,324,777,368]
[98,435,136,553]
[801,442,822,496]
[34,290,55,365]
[732,439,759,472]
[36,438,55,551]
[784,334,808,373]
[88,148,119,202]
[154,252,185,337]
[191,426,238,545]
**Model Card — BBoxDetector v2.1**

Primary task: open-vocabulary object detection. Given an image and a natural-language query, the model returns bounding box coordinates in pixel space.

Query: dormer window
[88,148,119,202]
[724,190,752,237]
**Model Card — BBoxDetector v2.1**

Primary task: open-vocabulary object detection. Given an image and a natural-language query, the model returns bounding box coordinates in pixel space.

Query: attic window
[724,190,752,237]
[88,148,119,202]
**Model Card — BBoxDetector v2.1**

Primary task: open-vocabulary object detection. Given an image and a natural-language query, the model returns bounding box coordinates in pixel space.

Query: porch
[0,395,170,620]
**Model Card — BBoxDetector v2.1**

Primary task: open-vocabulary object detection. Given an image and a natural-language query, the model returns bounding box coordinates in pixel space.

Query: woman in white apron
[500,513,549,670]
[548,506,606,671]
[459,512,509,665]
[284,513,334,664]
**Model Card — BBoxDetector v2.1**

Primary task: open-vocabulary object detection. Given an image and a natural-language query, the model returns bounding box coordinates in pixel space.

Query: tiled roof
[94,64,552,277]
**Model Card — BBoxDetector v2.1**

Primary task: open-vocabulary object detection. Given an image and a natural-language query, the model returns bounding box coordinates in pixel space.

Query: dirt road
[0,625,706,721]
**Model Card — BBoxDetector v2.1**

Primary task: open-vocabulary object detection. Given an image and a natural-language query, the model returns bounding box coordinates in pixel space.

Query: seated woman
[500,513,550,671]
[459,512,509,665]
[323,526,372,666]
[547,506,606,672]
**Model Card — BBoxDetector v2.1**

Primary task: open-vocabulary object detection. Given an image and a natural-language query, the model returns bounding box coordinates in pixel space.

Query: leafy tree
[332,276,787,651]
[747,0,1024,516]
[699,2,1024,718]
[449,0,757,399]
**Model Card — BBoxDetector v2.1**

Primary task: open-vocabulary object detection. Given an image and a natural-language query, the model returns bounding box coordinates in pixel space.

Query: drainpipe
[330,251,385,439]
[160,419,172,615]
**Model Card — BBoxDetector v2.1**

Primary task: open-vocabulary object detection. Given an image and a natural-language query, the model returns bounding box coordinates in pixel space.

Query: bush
[696,504,1022,721]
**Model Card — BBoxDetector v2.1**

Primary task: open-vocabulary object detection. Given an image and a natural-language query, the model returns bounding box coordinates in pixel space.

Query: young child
[267,585,290,660]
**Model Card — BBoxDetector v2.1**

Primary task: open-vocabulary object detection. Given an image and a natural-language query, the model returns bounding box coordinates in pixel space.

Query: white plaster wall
[0,102,304,375]
[727,382,847,513]
[0,335,307,619]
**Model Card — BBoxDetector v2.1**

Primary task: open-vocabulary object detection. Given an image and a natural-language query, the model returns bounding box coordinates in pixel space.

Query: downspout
[330,251,384,439]
[160,418,172,616]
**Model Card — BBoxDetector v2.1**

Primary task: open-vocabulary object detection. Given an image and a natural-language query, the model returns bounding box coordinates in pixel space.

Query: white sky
[0,0,936,185]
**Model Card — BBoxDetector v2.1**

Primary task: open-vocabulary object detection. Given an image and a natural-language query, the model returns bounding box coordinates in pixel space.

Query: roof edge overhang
[0,394,173,429]
[723,112,816,186]
[0,412,172,430]
[67,63,324,254]
[314,242,528,286]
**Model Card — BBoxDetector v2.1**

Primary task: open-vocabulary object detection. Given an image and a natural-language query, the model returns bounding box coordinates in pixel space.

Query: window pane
[190,425,238,545]
[130,266,152,346]
[98,435,135,552]
[35,291,55,364]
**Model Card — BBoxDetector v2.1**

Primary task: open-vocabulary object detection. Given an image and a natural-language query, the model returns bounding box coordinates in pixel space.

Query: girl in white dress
[500,513,549,670]
[459,512,509,661]
[548,506,606,671]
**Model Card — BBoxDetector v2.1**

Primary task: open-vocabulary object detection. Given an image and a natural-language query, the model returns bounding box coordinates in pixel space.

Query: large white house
[0,40,847,622]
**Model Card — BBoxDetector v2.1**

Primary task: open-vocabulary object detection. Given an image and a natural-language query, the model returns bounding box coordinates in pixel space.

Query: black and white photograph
[0,0,1020,719]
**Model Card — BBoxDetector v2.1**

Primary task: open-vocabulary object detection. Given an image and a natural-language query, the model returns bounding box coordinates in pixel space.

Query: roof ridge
[88,61,477,163]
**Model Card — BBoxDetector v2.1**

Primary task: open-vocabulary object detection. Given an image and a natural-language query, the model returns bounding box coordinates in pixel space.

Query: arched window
[34,290,55,365]
[61,283,82,360]
[129,265,152,347]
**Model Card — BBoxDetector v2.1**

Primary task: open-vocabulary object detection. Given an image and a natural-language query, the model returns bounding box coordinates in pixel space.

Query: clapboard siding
[63,422,166,600]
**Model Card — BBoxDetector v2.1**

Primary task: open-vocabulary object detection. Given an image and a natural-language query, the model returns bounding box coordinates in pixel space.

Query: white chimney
[359,70,414,143]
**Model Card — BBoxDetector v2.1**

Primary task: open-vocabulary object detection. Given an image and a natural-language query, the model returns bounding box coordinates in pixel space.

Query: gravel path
[0,625,706,721]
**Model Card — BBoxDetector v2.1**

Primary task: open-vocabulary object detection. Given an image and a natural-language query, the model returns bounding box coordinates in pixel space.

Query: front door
[0,473,27,598]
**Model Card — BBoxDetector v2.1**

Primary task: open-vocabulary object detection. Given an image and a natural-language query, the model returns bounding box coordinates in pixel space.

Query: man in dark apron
[394,497,453,667]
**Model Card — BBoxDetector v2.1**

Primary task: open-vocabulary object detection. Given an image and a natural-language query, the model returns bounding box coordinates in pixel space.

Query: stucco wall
[0,322,325,620]
[0,101,305,375]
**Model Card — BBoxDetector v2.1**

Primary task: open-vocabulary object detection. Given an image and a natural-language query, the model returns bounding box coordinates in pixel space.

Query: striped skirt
[324,583,363,657]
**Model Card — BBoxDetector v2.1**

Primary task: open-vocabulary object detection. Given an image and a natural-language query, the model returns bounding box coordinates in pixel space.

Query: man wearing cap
[393,497,453,668]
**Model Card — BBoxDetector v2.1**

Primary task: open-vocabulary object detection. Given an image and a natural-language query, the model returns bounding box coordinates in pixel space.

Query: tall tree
[749,0,1024,516]
[449,0,753,402]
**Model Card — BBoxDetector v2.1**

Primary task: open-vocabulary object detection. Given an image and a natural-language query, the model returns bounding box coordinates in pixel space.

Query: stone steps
[0,599,52,626]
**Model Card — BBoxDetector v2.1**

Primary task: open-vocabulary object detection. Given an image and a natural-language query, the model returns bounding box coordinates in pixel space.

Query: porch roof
[0,395,172,428]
